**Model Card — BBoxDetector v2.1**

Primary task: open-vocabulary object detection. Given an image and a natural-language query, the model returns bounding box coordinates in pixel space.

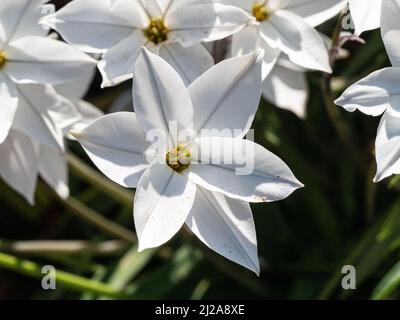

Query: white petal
[189,50,264,138]
[134,164,196,251]
[159,43,214,86]
[38,144,69,199]
[375,112,400,182]
[187,137,303,203]
[167,3,254,47]
[0,73,18,144]
[187,187,259,274]
[41,0,136,53]
[72,112,150,188]
[335,67,400,117]
[349,0,382,36]
[231,26,281,79]
[63,100,104,139]
[380,0,400,67]
[262,64,308,119]
[98,30,146,88]
[13,84,64,150]
[0,0,51,43]
[0,130,38,205]
[215,0,252,11]
[54,68,96,100]
[260,10,331,73]
[133,48,193,147]
[5,37,96,84]
[283,0,347,27]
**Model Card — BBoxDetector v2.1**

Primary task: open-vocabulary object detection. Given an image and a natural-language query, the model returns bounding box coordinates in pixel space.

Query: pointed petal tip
[69,130,83,139]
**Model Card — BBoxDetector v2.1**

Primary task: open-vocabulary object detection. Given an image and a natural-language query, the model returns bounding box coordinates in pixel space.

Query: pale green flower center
[252,3,269,22]
[143,18,169,45]
[166,144,191,173]
[0,51,6,69]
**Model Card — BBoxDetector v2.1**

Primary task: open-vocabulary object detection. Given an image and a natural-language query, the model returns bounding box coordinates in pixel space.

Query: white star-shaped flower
[72,48,303,273]
[225,0,344,78]
[0,73,102,204]
[42,0,254,87]
[349,0,382,36]
[336,0,400,182]
[0,0,96,145]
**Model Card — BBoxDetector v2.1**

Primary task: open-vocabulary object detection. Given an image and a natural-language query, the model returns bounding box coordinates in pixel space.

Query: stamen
[252,3,269,22]
[166,144,191,173]
[0,52,6,69]
[143,18,169,45]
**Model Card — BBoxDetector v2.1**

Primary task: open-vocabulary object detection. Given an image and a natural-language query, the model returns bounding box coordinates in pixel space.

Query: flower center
[143,18,169,45]
[252,3,269,22]
[0,51,6,69]
[166,144,191,173]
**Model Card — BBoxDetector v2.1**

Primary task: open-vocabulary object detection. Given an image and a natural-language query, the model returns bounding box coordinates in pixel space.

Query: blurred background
[0,0,399,300]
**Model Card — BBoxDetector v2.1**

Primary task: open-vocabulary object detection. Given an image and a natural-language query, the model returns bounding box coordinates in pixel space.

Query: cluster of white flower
[336,0,400,183]
[3,0,395,274]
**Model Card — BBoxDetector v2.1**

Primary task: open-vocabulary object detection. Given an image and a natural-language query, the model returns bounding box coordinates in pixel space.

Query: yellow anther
[166,144,191,173]
[252,3,269,22]
[0,52,6,69]
[143,18,169,45]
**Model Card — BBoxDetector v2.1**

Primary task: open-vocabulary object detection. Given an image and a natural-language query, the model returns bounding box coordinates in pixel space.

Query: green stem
[63,196,137,243]
[0,252,130,299]
[0,240,129,256]
[68,153,133,207]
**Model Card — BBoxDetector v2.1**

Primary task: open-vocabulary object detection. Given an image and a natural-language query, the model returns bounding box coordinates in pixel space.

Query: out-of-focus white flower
[0,0,96,145]
[42,0,255,87]
[226,0,345,78]
[348,0,382,36]
[336,0,400,182]
[72,48,303,274]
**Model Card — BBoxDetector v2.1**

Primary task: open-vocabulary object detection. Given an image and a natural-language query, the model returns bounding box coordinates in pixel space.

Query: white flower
[42,0,254,87]
[226,0,343,78]
[348,0,382,36]
[335,0,400,182]
[0,0,96,145]
[72,48,303,274]
[0,74,102,204]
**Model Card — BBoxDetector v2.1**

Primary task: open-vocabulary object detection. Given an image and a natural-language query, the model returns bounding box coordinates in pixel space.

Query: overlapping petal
[189,50,264,138]
[186,187,260,275]
[134,164,197,251]
[187,137,304,203]
[72,112,150,188]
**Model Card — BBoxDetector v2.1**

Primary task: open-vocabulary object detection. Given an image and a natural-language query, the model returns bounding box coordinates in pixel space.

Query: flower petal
[159,43,214,86]
[72,112,150,188]
[335,67,400,117]
[167,2,254,47]
[133,48,193,147]
[98,30,147,88]
[0,130,38,205]
[55,68,96,100]
[0,0,51,43]
[375,112,400,182]
[349,0,382,36]
[40,0,136,53]
[380,0,400,67]
[260,10,331,73]
[283,0,347,27]
[134,164,196,251]
[262,63,308,119]
[231,26,281,79]
[13,84,65,150]
[187,137,304,203]
[38,144,69,199]
[0,73,18,144]
[186,187,260,274]
[5,37,96,85]
[189,50,264,138]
